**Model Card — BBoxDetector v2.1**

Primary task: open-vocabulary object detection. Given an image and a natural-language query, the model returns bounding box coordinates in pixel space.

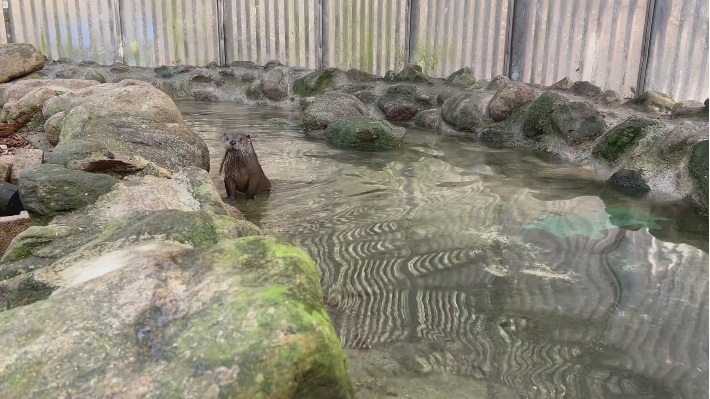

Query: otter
[219,133,271,200]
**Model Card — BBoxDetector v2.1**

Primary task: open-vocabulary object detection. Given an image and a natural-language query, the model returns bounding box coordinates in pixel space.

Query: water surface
[178,101,708,399]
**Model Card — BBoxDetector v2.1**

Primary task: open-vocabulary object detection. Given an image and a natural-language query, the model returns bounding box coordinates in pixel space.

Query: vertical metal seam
[637,0,657,96]
[116,0,126,63]
[405,0,413,66]
[217,0,225,65]
[2,0,14,43]
[504,0,516,78]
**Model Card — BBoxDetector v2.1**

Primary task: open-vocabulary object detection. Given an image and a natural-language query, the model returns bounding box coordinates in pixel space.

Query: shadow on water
[178,101,708,399]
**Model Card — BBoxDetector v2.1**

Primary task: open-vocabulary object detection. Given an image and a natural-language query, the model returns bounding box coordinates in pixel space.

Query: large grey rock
[0,87,58,125]
[0,44,46,83]
[571,81,602,97]
[293,68,346,97]
[414,109,440,129]
[377,84,431,121]
[325,116,405,150]
[592,116,666,165]
[446,67,476,89]
[1,78,98,108]
[488,81,536,122]
[303,92,368,132]
[631,91,676,114]
[44,111,65,146]
[522,91,606,144]
[260,67,289,101]
[396,64,430,83]
[0,235,353,399]
[19,164,119,225]
[441,93,486,132]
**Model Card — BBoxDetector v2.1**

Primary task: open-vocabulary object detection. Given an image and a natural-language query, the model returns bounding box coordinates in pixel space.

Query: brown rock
[0,148,44,184]
[550,77,574,90]
[671,100,706,118]
[488,81,536,122]
[0,44,46,83]
[0,163,10,182]
[572,81,603,97]
[0,211,30,256]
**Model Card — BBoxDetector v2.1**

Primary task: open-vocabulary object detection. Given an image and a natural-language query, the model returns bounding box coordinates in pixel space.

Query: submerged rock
[326,116,405,150]
[0,235,354,398]
[0,43,46,83]
[414,109,440,129]
[303,92,368,132]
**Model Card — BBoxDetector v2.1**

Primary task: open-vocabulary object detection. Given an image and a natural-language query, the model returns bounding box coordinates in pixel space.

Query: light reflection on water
[178,101,708,399]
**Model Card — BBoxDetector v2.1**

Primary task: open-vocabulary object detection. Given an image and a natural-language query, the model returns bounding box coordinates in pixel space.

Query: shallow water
[178,101,709,399]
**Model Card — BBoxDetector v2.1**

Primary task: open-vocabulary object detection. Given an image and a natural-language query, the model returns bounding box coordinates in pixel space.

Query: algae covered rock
[78,68,106,83]
[522,90,605,144]
[19,164,119,225]
[303,92,368,132]
[414,109,440,129]
[689,140,709,210]
[346,68,378,82]
[486,75,511,91]
[593,117,665,164]
[0,43,46,83]
[293,68,345,97]
[0,236,353,399]
[446,67,476,89]
[326,116,405,150]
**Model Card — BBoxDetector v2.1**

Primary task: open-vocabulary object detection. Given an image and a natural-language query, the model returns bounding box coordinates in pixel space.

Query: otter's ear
[247,134,251,139]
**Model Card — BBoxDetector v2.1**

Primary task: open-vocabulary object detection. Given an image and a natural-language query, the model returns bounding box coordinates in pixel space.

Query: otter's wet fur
[219,133,271,200]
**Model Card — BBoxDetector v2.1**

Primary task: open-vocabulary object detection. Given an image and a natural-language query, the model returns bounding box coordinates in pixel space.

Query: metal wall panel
[9,0,121,64]
[224,0,320,69]
[323,0,408,76]
[120,0,220,67]
[644,0,708,101]
[409,0,510,79]
[510,0,649,97]
[0,5,7,44]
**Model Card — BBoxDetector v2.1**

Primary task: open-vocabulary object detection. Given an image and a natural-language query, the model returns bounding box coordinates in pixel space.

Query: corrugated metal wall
[1,0,707,100]
[409,0,510,79]
[7,0,121,65]
[510,0,649,98]
[323,0,408,76]
[224,0,320,69]
[644,0,709,101]
[120,0,220,67]
[0,6,7,44]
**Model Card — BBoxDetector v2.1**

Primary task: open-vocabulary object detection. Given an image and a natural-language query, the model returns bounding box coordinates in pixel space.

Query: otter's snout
[230,140,237,145]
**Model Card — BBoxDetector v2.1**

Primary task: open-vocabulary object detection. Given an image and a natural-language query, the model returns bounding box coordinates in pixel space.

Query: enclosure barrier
[1,0,707,101]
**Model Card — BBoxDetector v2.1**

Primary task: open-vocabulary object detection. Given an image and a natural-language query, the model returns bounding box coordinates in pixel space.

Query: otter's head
[223,133,253,151]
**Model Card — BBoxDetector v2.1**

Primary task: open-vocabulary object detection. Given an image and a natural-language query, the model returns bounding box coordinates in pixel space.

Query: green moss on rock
[593,117,663,164]
[293,68,343,97]
[689,140,709,207]
[326,116,405,150]
[396,64,430,83]
[1,225,77,263]
[446,67,476,89]
[521,91,566,138]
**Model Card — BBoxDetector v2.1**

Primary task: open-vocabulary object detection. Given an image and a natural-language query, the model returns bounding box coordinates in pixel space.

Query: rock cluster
[0,44,354,399]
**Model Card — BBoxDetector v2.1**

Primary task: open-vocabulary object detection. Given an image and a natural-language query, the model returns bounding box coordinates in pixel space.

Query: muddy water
[178,101,708,399]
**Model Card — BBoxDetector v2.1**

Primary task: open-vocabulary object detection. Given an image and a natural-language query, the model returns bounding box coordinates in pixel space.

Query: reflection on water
[178,101,709,399]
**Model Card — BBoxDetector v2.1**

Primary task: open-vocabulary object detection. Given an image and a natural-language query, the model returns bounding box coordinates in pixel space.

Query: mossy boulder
[0,43,46,83]
[521,91,567,138]
[488,81,536,122]
[326,116,405,150]
[446,67,476,89]
[593,117,665,164]
[414,109,440,129]
[19,164,119,225]
[293,68,346,97]
[303,92,368,132]
[571,81,602,97]
[0,236,354,398]
[260,67,289,101]
[346,68,378,82]
[78,68,106,83]
[396,64,430,83]
[486,75,511,91]
[1,225,77,264]
[689,140,709,209]
[521,90,606,144]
